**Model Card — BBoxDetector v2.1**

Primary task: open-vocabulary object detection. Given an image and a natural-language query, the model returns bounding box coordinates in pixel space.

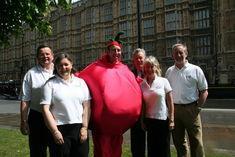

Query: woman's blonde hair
[144,56,162,76]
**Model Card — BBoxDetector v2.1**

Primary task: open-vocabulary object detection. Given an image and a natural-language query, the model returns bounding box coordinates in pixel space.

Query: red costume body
[78,54,142,157]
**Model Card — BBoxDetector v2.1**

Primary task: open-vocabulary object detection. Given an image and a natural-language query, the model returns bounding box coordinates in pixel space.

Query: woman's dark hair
[53,52,77,75]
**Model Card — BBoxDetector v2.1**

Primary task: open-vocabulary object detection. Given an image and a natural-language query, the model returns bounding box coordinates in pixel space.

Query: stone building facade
[0,0,234,85]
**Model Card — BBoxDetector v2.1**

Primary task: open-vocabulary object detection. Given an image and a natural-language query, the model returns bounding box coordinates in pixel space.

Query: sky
[72,0,80,3]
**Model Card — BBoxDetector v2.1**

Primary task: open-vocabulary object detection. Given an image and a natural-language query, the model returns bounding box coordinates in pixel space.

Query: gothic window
[143,18,155,35]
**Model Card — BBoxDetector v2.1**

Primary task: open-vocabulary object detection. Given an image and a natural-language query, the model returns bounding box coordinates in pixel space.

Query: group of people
[20,45,91,157]
[130,44,208,157]
[19,37,208,157]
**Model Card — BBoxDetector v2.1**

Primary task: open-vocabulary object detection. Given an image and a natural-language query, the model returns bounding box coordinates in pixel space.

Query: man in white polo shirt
[165,43,208,157]
[20,44,54,157]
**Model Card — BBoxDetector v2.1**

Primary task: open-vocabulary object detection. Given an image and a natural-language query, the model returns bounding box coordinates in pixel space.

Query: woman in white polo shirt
[40,53,91,157]
[140,56,174,157]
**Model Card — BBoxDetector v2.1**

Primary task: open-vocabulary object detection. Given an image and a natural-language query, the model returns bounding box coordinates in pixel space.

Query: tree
[0,0,72,47]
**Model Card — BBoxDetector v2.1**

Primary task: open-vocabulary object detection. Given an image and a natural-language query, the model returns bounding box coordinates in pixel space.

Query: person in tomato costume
[78,33,142,157]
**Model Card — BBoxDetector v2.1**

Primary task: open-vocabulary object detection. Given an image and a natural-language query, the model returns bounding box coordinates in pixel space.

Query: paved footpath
[0,99,20,114]
[0,99,20,129]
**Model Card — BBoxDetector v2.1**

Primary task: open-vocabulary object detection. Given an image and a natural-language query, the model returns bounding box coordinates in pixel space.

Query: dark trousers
[145,118,171,157]
[131,119,146,157]
[52,124,89,157]
[28,109,54,157]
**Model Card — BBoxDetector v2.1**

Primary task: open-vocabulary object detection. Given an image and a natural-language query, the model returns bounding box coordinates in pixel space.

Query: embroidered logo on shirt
[186,75,191,79]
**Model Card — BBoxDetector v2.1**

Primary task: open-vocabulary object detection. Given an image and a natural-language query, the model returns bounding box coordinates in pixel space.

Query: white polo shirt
[40,75,91,125]
[20,65,54,112]
[165,62,208,104]
[141,75,172,120]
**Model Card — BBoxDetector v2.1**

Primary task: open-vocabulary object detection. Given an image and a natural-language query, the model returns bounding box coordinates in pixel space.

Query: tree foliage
[0,0,72,47]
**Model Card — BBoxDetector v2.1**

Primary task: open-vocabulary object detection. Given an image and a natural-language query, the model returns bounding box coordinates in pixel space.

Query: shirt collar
[55,74,74,84]
[174,60,189,70]
[37,64,54,73]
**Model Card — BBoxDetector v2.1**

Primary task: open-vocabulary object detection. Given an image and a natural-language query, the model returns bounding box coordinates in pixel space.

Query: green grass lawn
[0,128,30,157]
[0,128,233,157]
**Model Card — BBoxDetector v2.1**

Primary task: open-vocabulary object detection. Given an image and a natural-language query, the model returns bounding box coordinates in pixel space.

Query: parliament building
[0,0,234,85]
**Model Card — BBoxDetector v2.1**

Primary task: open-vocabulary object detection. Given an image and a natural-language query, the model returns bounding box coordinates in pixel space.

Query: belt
[174,101,197,107]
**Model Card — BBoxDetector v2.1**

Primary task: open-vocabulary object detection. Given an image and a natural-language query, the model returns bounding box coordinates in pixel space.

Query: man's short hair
[172,43,188,55]
[36,44,52,57]
[132,48,146,57]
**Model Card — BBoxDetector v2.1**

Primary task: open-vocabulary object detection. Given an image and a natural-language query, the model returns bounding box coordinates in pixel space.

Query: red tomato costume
[78,41,142,157]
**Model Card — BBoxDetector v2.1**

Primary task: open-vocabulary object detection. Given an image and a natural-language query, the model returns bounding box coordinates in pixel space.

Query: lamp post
[213,0,218,85]
[20,34,24,83]
[137,0,142,48]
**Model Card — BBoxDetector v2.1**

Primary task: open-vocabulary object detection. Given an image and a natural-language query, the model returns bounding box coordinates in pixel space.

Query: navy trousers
[28,109,54,157]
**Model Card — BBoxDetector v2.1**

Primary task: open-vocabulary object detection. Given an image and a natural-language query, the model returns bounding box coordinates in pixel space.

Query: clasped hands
[52,127,88,145]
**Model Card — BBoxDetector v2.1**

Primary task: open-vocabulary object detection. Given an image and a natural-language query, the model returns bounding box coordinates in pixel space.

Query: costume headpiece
[107,31,125,48]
